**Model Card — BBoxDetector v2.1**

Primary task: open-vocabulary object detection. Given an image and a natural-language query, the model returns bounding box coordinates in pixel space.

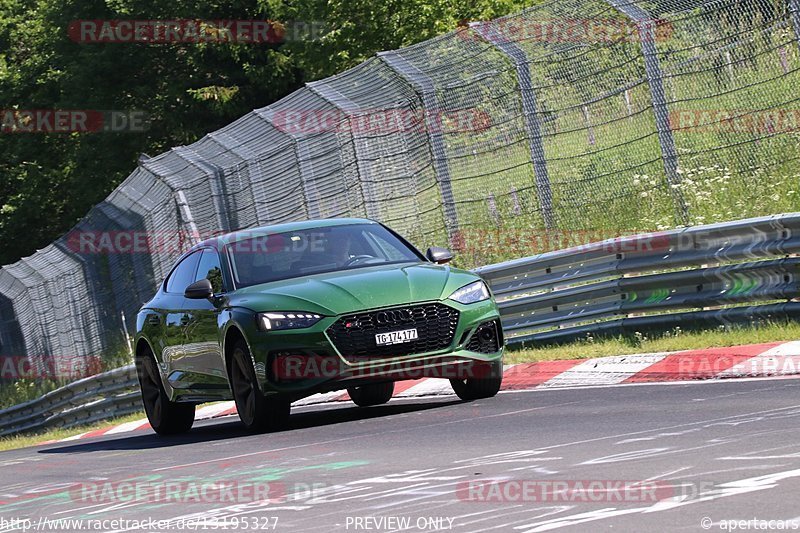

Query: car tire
[229,340,290,433]
[450,361,503,401]
[135,347,195,435]
[347,382,395,407]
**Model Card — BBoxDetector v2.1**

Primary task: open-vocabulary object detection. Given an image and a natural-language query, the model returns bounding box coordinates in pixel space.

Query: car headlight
[257,312,323,331]
[448,280,490,304]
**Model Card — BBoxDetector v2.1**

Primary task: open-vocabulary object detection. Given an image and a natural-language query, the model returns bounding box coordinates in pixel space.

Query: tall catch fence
[1,0,799,381]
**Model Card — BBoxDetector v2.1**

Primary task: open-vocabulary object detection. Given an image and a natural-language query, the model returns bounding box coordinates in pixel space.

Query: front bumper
[245,298,503,397]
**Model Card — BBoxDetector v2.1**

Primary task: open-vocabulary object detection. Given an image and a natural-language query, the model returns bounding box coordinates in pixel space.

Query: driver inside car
[297,230,357,270]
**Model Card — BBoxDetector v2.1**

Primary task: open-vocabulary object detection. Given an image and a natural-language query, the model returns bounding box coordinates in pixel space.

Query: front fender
[221,307,269,393]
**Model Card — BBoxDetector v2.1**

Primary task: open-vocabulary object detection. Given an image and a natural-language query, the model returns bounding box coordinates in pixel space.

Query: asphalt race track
[3,378,800,532]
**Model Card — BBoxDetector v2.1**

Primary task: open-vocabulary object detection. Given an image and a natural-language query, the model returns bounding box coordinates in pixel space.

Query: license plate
[375,328,418,346]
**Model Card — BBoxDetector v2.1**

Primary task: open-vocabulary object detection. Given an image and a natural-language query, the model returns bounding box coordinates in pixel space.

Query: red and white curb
[40,340,800,444]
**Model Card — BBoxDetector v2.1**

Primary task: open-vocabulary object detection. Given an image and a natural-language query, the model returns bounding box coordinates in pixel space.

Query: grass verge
[0,411,145,453]
[506,321,800,363]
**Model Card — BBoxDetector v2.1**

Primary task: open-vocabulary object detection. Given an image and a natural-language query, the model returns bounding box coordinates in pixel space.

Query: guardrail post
[789,0,800,53]
[306,80,381,220]
[604,0,690,227]
[377,50,460,243]
[469,23,556,230]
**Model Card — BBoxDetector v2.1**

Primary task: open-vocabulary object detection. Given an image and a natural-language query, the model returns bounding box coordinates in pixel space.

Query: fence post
[120,310,132,359]
[172,147,233,232]
[469,23,556,230]
[0,272,26,359]
[292,139,322,220]
[174,190,200,245]
[604,0,690,226]
[255,109,322,220]
[306,80,381,220]
[207,132,265,226]
[377,50,460,243]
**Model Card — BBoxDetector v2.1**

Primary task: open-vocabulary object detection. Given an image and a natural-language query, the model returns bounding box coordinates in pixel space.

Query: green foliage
[0,378,60,410]
[0,345,131,409]
[0,0,531,265]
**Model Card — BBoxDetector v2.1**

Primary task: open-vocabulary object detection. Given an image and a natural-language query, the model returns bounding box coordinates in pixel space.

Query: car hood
[230,262,479,315]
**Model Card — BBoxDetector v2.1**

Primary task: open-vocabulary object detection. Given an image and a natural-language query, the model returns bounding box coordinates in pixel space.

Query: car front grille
[326,303,459,359]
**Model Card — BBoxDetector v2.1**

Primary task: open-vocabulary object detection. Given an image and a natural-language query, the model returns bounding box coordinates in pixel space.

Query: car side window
[194,249,224,293]
[165,251,201,294]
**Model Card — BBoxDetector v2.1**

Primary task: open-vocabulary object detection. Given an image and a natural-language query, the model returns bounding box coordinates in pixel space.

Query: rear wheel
[135,347,195,435]
[347,382,395,407]
[450,361,503,401]
[229,340,290,433]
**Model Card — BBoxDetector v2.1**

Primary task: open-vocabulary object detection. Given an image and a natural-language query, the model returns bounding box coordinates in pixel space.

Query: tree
[0,0,531,264]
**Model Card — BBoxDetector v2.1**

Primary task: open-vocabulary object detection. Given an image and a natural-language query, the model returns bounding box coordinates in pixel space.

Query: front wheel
[229,340,290,433]
[135,348,195,435]
[450,361,503,401]
[347,382,394,407]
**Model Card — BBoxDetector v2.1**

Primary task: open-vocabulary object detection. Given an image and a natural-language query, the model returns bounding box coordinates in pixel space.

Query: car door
[179,248,228,387]
[159,250,202,377]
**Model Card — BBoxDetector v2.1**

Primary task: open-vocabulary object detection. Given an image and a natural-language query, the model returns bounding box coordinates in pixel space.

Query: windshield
[225,223,423,288]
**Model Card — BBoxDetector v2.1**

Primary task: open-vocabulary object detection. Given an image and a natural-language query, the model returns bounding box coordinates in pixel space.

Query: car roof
[189,218,378,252]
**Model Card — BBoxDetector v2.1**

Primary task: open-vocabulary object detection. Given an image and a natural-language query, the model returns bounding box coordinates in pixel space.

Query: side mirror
[185,279,213,299]
[426,246,454,265]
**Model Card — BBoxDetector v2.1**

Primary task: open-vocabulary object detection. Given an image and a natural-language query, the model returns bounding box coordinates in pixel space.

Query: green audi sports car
[134,219,504,434]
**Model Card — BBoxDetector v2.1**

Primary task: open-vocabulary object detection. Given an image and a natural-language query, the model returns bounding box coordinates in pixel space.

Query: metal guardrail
[476,213,800,345]
[0,365,138,438]
[3,213,800,437]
